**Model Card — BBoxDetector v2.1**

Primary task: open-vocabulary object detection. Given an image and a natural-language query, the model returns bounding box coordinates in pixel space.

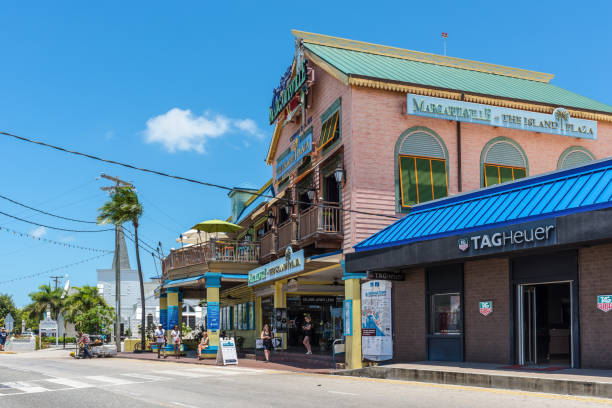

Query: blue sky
[1,1,611,306]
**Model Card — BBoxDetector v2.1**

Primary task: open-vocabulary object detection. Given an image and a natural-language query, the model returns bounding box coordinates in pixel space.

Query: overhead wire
[0,225,113,253]
[0,193,97,224]
[0,209,113,233]
[0,131,400,220]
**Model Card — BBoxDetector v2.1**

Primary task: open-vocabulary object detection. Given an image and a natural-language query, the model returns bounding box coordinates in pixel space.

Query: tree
[64,285,114,335]
[0,293,19,332]
[25,284,63,323]
[97,186,146,350]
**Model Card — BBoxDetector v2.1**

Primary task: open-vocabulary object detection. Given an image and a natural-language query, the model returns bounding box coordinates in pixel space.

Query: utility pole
[100,173,134,351]
[50,276,62,290]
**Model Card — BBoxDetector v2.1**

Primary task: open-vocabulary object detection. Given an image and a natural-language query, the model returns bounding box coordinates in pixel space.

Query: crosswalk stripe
[161,370,211,378]
[183,367,243,376]
[4,382,49,393]
[46,378,93,389]
[85,376,134,385]
[121,373,172,381]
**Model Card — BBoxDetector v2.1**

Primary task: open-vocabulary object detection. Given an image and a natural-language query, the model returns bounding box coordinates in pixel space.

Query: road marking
[327,390,358,396]
[46,378,93,389]
[85,375,134,385]
[161,370,211,378]
[121,373,172,381]
[183,367,243,376]
[3,381,49,393]
[171,402,199,408]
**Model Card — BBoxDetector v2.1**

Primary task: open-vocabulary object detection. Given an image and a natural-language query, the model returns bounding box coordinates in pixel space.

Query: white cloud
[31,226,47,238]
[144,108,265,153]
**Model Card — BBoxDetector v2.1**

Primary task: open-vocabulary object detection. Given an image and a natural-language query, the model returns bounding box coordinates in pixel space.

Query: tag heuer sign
[479,301,493,316]
[458,238,469,252]
[597,295,612,312]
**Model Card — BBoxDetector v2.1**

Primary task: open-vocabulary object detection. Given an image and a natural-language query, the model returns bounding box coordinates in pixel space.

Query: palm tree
[26,284,63,323]
[97,186,146,351]
[64,285,114,334]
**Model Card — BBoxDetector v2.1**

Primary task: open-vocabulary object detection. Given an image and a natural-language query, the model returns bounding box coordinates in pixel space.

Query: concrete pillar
[166,288,180,345]
[344,278,363,369]
[205,273,222,357]
[274,280,287,350]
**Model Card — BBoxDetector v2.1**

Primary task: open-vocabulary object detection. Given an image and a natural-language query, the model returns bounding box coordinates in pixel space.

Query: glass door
[522,286,537,365]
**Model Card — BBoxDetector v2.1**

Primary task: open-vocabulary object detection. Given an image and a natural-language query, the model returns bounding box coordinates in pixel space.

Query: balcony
[297,202,343,249]
[162,239,260,277]
[260,230,277,263]
[277,219,297,252]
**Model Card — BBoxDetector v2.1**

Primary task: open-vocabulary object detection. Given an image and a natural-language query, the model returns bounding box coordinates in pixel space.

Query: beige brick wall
[579,244,612,369]
[464,258,512,364]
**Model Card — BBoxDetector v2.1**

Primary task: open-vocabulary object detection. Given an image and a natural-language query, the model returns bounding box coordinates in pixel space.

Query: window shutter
[399,132,445,158]
[399,156,417,206]
[484,140,526,168]
[561,150,593,169]
[431,160,448,199]
[485,165,499,187]
[513,168,526,179]
[499,166,514,183]
[416,158,433,202]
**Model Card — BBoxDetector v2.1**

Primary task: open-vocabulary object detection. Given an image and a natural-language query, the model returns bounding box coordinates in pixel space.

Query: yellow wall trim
[293,29,554,83]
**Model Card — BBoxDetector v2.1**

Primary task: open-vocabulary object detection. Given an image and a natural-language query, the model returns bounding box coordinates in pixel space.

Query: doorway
[518,282,571,366]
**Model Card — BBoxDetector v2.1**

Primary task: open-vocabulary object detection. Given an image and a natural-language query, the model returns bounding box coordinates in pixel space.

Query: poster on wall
[167,306,178,330]
[207,301,220,331]
[361,280,393,361]
[343,299,353,336]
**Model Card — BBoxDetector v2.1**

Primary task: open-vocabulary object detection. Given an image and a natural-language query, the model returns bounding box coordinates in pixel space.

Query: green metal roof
[305,43,612,114]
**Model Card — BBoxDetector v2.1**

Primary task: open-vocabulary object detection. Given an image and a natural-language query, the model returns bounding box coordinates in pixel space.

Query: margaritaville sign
[407,94,597,139]
[269,60,308,124]
[275,130,313,181]
[248,249,305,286]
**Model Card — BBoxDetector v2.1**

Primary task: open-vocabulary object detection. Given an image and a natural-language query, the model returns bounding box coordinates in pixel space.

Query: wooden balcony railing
[277,220,297,250]
[261,230,277,258]
[298,202,342,240]
[162,239,260,275]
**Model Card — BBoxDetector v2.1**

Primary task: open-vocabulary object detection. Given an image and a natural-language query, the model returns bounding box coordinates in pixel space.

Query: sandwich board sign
[216,337,238,365]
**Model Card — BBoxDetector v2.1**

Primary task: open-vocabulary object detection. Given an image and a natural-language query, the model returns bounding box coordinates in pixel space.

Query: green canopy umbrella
[191,219,242,236]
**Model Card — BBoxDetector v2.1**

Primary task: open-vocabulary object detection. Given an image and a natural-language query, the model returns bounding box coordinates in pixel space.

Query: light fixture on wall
[334,163,345,185]
[306,188,316,201]
[267,211,276,226]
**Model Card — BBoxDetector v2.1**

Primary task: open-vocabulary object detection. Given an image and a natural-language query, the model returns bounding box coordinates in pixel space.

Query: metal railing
[298,202,342,240]
[162,239,260,275]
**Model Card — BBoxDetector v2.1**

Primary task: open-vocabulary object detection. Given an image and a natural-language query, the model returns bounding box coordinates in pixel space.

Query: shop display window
[399,155,448,206]
[430,293,461,335]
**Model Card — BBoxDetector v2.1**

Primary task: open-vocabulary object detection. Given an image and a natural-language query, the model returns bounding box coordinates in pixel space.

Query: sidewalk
[116,350,336,374]
[334,361,612,399]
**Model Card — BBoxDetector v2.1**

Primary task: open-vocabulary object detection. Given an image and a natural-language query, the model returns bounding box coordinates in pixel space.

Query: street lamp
[334,164,345,185]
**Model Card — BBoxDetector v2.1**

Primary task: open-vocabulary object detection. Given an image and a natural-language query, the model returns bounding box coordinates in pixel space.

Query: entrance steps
[333,362,612,399]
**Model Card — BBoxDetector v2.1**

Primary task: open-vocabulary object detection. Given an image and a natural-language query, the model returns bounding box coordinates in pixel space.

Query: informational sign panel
[343,299,353,336]
[207,302,220,331]
[361,280,393,361]
[167,306,178,330]
[248,249,305,286]
[5,313,14,332]
[216,337,238,365]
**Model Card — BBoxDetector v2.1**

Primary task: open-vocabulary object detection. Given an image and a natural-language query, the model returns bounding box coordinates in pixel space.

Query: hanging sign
[274,131,313,181]
[248,249,304,286]
[479,301,493,316]
[597,295,612,312]
[207,302,220,331]
[301,296,338,305]
[407,94,597,140]
[269,60,308,124]
[361,280,393,361]
[216,337,238,365]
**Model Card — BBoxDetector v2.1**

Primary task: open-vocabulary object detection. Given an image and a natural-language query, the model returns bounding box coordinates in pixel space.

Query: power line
[122,226,159,256]
[0,209,113,233]
[0,193,97,224]
[122,227,162,260]
[1,131,400,220]
[0,252,112,285]
[0,225,113,253]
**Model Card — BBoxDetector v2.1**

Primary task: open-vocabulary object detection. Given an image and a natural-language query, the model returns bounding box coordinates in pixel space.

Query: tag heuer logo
[458,238,469,252]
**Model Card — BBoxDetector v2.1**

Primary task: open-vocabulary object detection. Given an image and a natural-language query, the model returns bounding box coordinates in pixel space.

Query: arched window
[395,127,448,210]
[481,138,528,187]
[558,147,595,169]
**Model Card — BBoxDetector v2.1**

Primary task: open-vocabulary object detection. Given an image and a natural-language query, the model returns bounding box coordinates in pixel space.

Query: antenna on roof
[441,32,448,56]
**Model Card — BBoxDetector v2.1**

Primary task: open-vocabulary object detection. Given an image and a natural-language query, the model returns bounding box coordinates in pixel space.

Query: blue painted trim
[308,250,343,260]
[342,272,366,280]
[165,287,179,293]
[355,200,612,252]
[221,274,248,279]
[205,273,222,288]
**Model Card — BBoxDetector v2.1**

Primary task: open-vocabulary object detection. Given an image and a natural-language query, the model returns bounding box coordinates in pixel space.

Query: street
[0,350,609,408]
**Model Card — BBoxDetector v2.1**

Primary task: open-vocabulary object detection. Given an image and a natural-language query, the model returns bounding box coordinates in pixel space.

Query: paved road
[0,349,610,407]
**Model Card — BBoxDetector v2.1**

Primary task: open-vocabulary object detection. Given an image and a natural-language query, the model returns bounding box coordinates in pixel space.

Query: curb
[332,366,612,399]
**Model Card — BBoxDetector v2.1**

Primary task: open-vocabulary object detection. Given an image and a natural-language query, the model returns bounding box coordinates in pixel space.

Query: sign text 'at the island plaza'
[407,94,597,139]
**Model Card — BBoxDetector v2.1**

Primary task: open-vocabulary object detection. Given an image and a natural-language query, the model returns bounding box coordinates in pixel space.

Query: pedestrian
[260,323,273,362]
[0,327,7,351]
[302,315,313,355]
[78,331,92,359]
[154,324,166,359]
[197,331,209,360]
[171,325,181,359]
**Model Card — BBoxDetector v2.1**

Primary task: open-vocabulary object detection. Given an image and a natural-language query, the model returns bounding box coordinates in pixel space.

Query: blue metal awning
[355,158,612,252]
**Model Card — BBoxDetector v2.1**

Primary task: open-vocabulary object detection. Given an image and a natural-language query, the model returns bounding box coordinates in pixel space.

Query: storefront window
[399,155,448,206]
[430,293,461,335]
[484,164,526,187]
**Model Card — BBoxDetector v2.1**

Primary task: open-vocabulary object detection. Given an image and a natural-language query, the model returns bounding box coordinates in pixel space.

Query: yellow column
[255,296,262,336]
[344,278,363,369]
[273,280,287,350]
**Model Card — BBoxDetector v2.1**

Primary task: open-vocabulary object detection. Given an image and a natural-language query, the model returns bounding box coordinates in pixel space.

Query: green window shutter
[499,166,514,184]
[485,165,500,187]
[431,160,448,200]
[513,168,526,180]
[399,156,417,206]
[318,111,339,151]
[416,158,433,203]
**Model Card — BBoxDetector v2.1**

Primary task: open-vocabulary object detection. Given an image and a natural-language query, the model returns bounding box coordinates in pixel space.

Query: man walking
[0,327,7,351]
[154,324,166,359]
[78,331,93,359]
